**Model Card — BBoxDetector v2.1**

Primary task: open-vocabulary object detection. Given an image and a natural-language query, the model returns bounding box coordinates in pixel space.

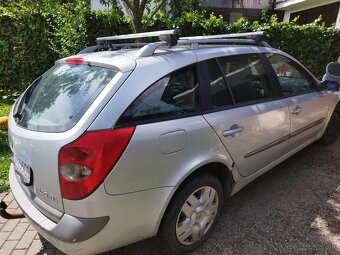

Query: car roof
[57,45,285,73]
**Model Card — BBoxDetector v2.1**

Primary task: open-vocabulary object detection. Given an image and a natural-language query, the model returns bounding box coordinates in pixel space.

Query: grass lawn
[0,99,13,192]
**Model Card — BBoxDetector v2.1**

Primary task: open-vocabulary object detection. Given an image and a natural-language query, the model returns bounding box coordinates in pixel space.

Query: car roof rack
[78,29,180,55]
[178,31,270,48]
[78,30,270,57]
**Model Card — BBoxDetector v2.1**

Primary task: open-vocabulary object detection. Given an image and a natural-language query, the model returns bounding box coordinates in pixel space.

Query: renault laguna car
[8,30,340,254]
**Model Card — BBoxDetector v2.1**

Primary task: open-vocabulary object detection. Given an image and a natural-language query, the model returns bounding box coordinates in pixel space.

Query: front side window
[218,54,273,104]
[266,54,315,96]
[17,64,117,132]
[119,64,199,124]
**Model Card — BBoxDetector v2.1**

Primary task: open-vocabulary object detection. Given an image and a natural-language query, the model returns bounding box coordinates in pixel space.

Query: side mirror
[318,80,340,91]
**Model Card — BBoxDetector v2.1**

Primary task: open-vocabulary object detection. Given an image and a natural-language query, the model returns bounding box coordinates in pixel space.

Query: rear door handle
[223,124,244,137]
[291,106,302,115]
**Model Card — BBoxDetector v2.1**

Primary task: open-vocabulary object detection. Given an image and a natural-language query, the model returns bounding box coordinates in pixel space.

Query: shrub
[1,5,339,92]
[144,11,340,78]
[0,1,130,92]
[86,8,131,45]
[0,2,54,91]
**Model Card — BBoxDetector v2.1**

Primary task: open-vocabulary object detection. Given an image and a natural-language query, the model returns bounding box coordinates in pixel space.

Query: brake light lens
[65,57,84,65]
[59,127,135,200]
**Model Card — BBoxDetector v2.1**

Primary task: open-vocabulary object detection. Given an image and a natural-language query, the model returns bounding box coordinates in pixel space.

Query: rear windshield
[16,64,117,132]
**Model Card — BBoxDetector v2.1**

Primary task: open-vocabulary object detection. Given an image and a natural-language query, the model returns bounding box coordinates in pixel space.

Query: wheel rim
[176,186,219,245]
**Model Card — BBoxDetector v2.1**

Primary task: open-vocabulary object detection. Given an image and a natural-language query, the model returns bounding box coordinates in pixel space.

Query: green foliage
[42,0,90,58]
[0,2,55,91]
[86,9,131,45]
[0,100,13,192]
[168,0,201,20]
[0,135,11,193]
[144,11,340,78]
[1,4,340,93]
[253,14,340,78]
[0,0,130,92]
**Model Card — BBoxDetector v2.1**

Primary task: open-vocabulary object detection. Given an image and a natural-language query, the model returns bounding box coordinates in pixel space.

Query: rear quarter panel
[104,116,234,194]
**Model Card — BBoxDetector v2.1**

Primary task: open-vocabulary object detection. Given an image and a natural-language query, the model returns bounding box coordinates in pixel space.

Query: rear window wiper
[13,76,42,121]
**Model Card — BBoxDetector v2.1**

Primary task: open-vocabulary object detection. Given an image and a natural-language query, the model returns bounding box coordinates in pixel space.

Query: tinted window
[207,59,232,108]
[266,54,315,96]
[17,64,117,132]
[119,65,199,124]
[218,54,272,104]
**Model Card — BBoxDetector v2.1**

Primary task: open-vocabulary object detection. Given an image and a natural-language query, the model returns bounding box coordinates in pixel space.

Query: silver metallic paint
[8,44,340,255]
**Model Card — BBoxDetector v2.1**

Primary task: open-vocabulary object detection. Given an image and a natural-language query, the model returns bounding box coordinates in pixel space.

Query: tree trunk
[132,13,143,33]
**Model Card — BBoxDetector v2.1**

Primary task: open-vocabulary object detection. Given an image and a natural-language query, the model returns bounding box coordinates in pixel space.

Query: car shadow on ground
[102,139,339,255]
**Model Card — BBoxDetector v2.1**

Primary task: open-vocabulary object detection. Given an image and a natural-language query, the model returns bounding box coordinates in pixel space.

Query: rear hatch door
[8,57,134,217]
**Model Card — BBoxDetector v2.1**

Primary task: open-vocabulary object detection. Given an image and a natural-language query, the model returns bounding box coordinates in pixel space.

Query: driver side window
[266,54,315,96]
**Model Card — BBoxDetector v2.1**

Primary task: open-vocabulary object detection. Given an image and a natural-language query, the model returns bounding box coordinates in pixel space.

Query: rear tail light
[58,127,135,200]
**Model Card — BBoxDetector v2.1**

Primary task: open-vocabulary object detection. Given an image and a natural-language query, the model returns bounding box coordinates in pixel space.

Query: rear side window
[118,64,199,124]
[218,54,273,104]
[17,64,117,132]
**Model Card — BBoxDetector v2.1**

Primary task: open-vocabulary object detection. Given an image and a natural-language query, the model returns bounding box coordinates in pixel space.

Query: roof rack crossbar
[134,38,264,57]
[97,29,180,42]
[180,31,266,40]
[178,38,256,47]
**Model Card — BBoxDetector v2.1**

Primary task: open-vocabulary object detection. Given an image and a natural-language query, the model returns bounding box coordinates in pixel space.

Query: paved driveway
[114,138,340,255]
[1,139,339,255]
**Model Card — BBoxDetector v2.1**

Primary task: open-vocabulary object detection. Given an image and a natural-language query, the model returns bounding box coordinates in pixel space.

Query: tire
[158,174,224,254]
[319,108,340,145]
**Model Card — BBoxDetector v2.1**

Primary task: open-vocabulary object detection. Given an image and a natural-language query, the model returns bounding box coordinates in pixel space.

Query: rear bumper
[10,166,174,254]
[10,167,108,239]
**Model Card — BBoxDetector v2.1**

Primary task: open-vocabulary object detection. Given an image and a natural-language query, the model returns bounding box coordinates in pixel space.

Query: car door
[202,54,291,177]
[264,53,329,148]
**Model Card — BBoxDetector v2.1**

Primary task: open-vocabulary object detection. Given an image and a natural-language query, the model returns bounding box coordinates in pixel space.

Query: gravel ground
[112,139,340,255]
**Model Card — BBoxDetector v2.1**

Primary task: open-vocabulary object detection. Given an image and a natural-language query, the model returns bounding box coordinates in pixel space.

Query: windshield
[16,63,117,132]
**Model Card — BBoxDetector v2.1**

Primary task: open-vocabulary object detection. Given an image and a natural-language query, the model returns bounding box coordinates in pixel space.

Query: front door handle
[291,106,302,115]
[223,124,244,137]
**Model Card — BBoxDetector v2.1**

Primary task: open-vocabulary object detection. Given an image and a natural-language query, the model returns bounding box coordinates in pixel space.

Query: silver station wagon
[7,30,340,254]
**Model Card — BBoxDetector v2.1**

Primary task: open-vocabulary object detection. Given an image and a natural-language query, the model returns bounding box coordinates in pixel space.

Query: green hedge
[0,1,130,91]
[0,3,54,91]
[1,4,340,92]
[86,9,131,45]
[144,12,340,77]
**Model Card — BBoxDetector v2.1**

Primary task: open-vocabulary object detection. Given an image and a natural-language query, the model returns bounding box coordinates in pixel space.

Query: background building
[201,0,283,22]
[275,0,340,28]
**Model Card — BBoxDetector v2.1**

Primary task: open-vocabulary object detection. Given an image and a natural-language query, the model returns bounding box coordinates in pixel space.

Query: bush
[0,2,55,91]
[253,15,340,77]
[0,0,130,92]
[86,9,131,45]
[42,0,90,58]
[144,12,340,78]
[0,5,339,92]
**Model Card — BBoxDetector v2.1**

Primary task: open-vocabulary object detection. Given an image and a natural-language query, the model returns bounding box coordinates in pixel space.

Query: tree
[100,0,167,33]
[123,0,168,33]
[100,0,202,33]
[169,0,200,19]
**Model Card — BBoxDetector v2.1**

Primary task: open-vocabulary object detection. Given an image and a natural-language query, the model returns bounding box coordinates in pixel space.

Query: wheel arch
[335,101,340,115]
[155,161,234,234]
